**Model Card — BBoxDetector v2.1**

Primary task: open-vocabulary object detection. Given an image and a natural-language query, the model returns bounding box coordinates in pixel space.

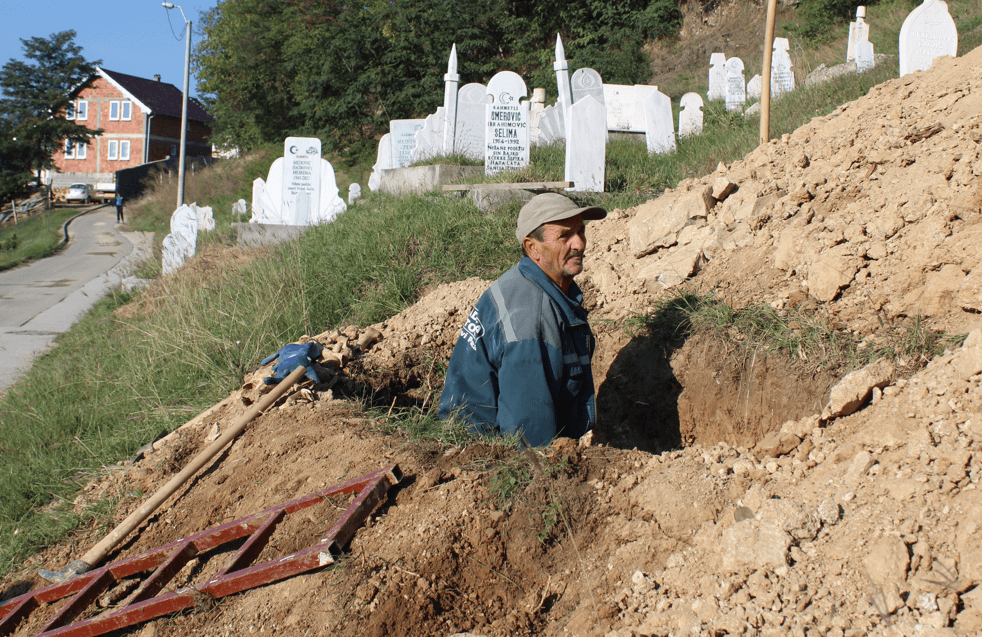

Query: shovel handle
[78,365,308,569]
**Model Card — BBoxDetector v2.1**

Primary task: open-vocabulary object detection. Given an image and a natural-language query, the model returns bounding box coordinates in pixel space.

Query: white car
[65,183,92,204]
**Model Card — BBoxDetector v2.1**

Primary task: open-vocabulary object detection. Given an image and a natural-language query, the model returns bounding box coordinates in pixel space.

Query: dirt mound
[7,42,982,637]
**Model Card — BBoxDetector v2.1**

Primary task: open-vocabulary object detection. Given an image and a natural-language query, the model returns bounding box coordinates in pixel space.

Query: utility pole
[163,2,191,210]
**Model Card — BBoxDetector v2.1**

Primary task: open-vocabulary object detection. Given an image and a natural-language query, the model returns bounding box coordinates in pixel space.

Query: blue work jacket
[438,257,596,447]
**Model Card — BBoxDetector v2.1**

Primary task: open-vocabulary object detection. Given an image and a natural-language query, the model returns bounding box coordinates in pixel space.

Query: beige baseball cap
[515,193,607,242]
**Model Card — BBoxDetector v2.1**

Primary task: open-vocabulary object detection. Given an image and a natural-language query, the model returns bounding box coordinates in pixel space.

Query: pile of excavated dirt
[4,46,982,637]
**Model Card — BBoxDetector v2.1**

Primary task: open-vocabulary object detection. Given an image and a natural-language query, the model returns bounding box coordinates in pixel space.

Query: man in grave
[438,193,606,447]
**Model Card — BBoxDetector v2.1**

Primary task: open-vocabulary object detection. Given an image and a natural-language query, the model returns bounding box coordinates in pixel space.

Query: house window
[108,140,119,160]
[120,140,131,161]
[76,100,88,121]
[76,142,87,159]
[66,103,75,121]
[65,140,75,159]
[110,101,120,120]
[121,101,132,121]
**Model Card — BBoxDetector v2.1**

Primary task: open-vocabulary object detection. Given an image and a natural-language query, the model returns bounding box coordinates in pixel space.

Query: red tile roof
[98,68,214,123]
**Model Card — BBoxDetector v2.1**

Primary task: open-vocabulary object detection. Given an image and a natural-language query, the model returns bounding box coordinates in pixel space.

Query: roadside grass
[0,207,96,271]
[627,291,967,378]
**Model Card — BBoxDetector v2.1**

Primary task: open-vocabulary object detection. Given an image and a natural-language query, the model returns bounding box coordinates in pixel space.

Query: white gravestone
[162,204,198,276]
[533,104,565,146]
[899,0,957,76]
[678,93,704,138]
[747,75,762,101]
[485,71,530,176]
[256,157,345,225]
[233,199,247,222]
[411,107,447,163]
[194,203,215,232]
[771,38,795,98]
[644,89,675,155]
[454,84,489,160]
[708,53,727,101]
[856,40,876,72]
[565,95,606,193]
[554,35,573,133]
[251,178,265,219]
[571,68,605,105]
[603,84,656,132]
[368,134,393,192]
[847,7,871,62]
[348,183,361,205]
[442,44,460,154]
[390,119,425,167]
[281,137,321,225]
[725,57,746,113]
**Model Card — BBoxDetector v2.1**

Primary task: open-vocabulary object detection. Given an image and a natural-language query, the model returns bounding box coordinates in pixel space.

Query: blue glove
[260,342,324,385]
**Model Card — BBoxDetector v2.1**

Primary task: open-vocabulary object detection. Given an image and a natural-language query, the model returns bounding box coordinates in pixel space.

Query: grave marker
[454,83,489,160]
[771,38,795,98]
[643,89,675,155]
[678,93,704,138]
[162,204,198,275]
[856,40,876,72]
[847,6,870,62]
[554,36,573,131]
[565,95,606,192]
[603,84,656,132]
[390,119,425,168]
[282,137,321,225]
[368,134,393,192]
[725,57,746,113]
[348,183,362,205]
[708,53,727,101]
[899,0,957,76]
[747,75,762,101]
[485,71,530,175]
[571,68,605,105]
[442,44,460,154]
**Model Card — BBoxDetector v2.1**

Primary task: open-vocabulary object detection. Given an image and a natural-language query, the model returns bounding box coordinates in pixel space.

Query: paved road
[0,206,152,393]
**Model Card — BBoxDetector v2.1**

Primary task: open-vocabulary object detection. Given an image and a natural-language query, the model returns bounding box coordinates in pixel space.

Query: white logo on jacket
[461,308,485,351]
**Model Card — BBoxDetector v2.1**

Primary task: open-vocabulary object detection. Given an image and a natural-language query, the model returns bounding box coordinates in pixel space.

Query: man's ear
[522,236,538,260]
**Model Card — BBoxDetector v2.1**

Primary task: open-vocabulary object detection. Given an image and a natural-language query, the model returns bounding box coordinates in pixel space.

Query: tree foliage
[195,0,684,153]
[0,30,102,187]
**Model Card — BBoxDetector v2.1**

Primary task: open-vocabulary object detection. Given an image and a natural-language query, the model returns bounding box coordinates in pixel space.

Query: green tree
[0,30,102,187]
[0,115,34,202]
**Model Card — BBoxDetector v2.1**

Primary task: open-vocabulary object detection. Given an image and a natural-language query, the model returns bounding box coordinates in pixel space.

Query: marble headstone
[771,38,795,98]
[485,71,530,175]
[747,75,762,101]
[856,40,876,72]
[194,203,216,232]
[847,6,870,62]
[899,0,957,76]
[233,198,247,222]
[256,157,346,225]
[251,178,265,219]
[603,84,657,132]
[708,53,727,101]
[348,183,361,205]
[281,137,321,225]
[565,95,606,193]
[643,89,675,155]
[533,104,566,146]
[390,119,425,167]
[162,204,198,275]
[571,68,605,105]
[454,83,489,160]
[368,134,393,192]
[725,57,746,113]
[678,93,704,138]
[411,107,447,163]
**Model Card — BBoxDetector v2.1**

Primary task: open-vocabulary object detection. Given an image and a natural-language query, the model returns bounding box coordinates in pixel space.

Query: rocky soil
[3,43,982,637]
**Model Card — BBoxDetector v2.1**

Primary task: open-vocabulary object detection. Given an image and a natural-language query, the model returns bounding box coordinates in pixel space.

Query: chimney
[153,74,161,82]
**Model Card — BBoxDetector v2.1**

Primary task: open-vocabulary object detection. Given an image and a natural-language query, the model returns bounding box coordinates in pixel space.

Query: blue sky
[0,1,218,99]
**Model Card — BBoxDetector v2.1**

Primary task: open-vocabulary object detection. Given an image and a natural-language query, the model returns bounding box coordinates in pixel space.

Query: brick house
[52,67,213,178]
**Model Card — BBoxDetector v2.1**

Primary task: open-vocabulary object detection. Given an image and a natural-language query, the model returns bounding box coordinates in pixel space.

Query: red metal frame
[0,465,402,637]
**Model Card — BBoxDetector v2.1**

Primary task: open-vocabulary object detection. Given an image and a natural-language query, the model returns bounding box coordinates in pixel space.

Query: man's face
[523,214,587,293]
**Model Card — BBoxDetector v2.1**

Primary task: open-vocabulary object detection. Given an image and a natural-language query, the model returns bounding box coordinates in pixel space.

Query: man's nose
[571,232,586,251]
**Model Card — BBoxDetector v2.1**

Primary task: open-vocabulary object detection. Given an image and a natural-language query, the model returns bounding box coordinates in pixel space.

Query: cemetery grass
[0,207,84,271]
[0,190,518,577]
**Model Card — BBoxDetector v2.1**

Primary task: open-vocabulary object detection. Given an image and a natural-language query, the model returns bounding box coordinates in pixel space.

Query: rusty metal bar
[0,466,400,637]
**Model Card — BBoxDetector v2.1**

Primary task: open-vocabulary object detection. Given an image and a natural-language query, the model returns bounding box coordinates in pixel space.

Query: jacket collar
[518,257,588,325]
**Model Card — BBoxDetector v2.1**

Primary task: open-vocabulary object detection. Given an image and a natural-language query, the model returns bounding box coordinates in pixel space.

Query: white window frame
[120,140,131,161]
[121,101,132,121]
[76,142,87,159]
[76,100,88,121]
[64,140,75,159]
[109,101,120,121]
[107,140,119,160]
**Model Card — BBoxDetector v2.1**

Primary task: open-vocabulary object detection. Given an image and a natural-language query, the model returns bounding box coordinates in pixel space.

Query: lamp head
[162,2,175,8]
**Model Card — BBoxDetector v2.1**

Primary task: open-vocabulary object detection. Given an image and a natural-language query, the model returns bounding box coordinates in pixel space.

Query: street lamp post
[163,2,191,211]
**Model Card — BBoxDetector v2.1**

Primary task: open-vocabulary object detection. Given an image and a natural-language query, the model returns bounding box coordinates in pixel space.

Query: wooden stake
[760,0,779,145]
